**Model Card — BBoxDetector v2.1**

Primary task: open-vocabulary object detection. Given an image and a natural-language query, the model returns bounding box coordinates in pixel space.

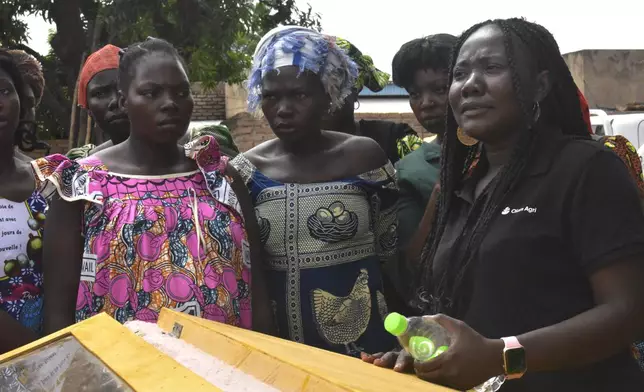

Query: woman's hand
[361,350,414,372]
[413,314,504,390]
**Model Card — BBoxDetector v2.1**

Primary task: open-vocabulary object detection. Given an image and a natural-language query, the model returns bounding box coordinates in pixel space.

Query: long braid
[419,18,590,317]
[441,21,540,310]
[507,21,588,138]
[414,22,488,309]
[499,21,532,126]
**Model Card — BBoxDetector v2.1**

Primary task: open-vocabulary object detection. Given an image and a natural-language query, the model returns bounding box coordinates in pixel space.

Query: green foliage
[0,0,321,140]
[103,0,321,88]
[0,4,28,47]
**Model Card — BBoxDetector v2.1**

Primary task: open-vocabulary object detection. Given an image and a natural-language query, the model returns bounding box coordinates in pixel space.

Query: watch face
[506,347,527,374]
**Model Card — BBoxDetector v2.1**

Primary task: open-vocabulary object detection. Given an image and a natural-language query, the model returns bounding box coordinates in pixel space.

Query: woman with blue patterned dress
[231,26,398,357]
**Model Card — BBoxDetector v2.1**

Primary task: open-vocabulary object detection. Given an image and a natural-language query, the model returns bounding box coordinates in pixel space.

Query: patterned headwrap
[8,50,45,105]
[247,26,359,113]
[328,36,390,93]
[78,44,121,108]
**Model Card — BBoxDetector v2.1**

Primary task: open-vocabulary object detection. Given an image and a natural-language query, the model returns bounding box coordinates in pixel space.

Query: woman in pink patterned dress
[20,38,272,335]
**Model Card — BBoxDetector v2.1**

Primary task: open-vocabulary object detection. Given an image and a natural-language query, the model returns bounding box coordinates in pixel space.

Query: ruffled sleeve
[30,154,107,205]
[185,135,243,217]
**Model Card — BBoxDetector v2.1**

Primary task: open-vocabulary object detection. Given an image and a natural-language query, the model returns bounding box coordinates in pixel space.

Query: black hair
[0,50,29,147]
[418,18,590,317]
[392,34,457,89]
[117,37,188,92]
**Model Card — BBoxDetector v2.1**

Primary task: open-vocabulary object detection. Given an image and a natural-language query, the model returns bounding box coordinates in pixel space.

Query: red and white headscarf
[77,44,121,108]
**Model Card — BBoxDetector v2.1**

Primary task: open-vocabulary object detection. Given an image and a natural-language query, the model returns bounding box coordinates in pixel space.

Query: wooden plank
[158,309,454,392]
[158,310,346,392]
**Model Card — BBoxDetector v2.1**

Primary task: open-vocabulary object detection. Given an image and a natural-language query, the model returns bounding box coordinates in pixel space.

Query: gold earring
[457,127,478,146]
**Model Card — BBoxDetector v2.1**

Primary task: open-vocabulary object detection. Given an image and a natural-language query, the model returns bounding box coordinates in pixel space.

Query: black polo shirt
[433,130,644,391]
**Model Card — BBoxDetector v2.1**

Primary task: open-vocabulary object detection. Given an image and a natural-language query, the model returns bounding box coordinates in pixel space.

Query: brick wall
[28,113,428,159]
[225,84,249,119]
[226,112,431,152]
[224,112,272,152]
[191,82,226,121]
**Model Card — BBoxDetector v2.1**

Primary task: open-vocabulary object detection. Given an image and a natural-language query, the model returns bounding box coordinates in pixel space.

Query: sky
[24,0,644,75]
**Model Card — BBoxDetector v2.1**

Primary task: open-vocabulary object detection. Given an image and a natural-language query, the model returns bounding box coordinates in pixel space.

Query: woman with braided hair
[363,18,644,391]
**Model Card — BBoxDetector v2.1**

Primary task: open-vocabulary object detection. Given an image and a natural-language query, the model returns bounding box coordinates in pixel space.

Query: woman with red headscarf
[67,44,131,159]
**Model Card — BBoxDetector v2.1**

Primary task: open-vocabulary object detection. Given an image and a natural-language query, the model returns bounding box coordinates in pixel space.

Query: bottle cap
[384,312,408,336]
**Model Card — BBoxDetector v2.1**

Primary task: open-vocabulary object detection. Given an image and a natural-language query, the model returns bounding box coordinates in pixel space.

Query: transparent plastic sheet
[0,335,132,392]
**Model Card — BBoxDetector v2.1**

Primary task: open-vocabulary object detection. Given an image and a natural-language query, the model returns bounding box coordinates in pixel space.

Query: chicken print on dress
[311,269,371,355]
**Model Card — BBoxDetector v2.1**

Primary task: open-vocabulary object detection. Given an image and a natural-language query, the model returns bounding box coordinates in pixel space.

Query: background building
[563,49,644,110]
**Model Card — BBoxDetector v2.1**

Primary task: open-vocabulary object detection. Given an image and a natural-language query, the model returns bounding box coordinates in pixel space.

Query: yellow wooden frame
[0,310,456,391]
[0,313,219,391]
[157,309,454,392]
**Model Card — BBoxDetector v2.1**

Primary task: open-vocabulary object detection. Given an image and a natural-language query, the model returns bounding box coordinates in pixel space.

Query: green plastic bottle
[384,312,451,362]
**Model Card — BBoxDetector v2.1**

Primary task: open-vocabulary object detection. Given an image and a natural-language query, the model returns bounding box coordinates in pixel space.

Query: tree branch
[48,0,86,89]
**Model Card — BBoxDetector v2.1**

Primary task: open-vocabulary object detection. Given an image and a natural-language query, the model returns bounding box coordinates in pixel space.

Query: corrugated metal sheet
[358,84,408,97]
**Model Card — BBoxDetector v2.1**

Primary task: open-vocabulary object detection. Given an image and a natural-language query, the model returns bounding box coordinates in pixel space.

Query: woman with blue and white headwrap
[231,26,399,356]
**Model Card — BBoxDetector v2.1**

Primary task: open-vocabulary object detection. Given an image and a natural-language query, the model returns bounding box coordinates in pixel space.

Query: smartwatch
[501,336,527,380]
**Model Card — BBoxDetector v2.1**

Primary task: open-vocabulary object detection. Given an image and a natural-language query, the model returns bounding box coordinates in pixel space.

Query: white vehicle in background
[589,109,613,137]
[589,109,644,168]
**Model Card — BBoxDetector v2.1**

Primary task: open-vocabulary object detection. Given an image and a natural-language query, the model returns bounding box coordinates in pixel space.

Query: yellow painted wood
[157,310,346,392]
[0,313,220,392]
[158,309,454,392]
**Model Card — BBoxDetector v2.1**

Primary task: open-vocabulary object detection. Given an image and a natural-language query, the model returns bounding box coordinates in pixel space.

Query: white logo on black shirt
[501,206,537,215]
